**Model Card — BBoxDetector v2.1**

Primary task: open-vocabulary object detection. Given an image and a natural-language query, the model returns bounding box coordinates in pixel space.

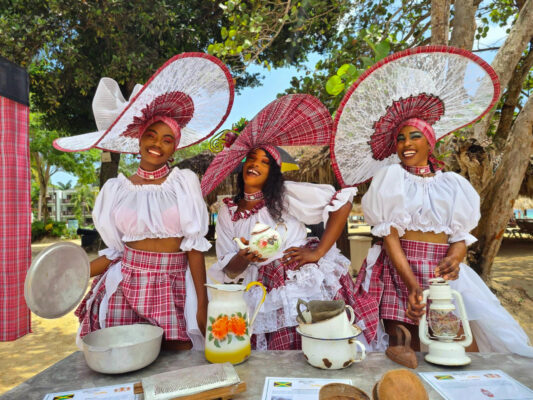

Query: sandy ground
[1,237,532,394]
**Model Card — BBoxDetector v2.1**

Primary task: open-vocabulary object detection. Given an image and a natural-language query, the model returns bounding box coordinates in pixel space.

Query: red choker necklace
[136,163,170,180]
[243,191,264,201]
[401,163,433,176]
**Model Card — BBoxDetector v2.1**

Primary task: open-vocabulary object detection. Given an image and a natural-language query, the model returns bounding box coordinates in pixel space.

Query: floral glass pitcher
[205,281,266,364]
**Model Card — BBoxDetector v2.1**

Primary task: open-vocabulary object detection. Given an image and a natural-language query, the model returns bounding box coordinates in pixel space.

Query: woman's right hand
[237,238,267,263]
[406,286,425,322]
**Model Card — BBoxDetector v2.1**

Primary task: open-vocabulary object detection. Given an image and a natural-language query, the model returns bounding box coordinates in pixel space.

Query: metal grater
[141,362,241,400]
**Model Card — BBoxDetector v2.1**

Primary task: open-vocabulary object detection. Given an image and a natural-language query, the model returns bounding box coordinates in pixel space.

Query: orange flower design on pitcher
[210,315,229,340]
[229,315,247,336]
[208,312,248,348]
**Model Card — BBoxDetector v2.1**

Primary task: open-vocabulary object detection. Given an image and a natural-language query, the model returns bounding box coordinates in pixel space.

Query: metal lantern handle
[451,289,473,347]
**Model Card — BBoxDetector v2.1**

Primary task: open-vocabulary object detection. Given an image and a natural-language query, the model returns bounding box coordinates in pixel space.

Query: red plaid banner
[353,240,448,344]
[0,96,31,341]
[201,94,333,196]
[76,246,190,341]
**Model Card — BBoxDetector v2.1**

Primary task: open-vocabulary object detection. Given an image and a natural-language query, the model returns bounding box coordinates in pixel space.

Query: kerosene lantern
[419,278,473,366]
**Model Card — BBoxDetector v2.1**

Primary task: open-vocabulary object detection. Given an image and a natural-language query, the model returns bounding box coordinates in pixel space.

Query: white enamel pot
[81,324,163,374]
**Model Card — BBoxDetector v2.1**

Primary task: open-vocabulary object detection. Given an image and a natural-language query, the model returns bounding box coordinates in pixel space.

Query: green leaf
[214,339,221,348]
[209,333,214,341]
[337,63,356,79]
[361,57,374,68]
[228,334,233,344]
[221,27,228,39]
[207,326,212,331]
[229,29,237,38]
[236,335,245,341]
[237,312,243,318]
[326,75,345,96]
[209,317,215,323]
[374,40,390,60]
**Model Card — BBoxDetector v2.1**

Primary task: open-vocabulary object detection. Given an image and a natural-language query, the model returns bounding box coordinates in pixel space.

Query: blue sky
[51,24,509,185]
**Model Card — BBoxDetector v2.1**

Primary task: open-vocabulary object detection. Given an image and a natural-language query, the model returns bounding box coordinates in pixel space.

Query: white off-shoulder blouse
[93,167,211,260]
[85,167,210,350]
[209,181,357,283]
[362,164,480,245]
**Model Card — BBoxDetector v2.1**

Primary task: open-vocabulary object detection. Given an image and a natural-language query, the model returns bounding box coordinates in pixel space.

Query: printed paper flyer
[261,377,353,400]
[43,383,139,400]
[419,370,533,400]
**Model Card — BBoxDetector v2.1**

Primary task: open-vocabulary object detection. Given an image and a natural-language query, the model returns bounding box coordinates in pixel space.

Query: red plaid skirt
[252,239,357,350]
[353,239,448,343]
[76,246,189,341]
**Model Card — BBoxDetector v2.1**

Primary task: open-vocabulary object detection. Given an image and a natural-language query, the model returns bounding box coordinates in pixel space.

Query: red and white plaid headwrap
[201,94,332,196]
[396,118,436,150]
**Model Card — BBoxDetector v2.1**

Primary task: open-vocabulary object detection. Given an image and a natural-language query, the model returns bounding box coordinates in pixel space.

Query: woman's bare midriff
[401,230,448,244]
[125,237,184,253]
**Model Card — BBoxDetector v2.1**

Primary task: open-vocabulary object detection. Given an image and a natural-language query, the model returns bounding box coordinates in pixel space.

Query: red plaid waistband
[398,239,448,261]
[122,246,187,273]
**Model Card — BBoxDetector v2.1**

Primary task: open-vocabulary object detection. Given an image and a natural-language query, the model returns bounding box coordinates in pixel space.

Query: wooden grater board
[134,381,246,400]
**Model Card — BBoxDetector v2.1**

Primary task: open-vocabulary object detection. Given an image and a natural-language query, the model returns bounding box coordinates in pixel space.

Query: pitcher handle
[246,281,267,328]
[296,299,310,323]
[345,305,356,325]
[350,339,366,363]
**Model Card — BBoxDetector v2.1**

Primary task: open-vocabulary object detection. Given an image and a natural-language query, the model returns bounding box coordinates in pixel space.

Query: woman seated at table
[53,53,234,349]
[331,46,533,356]
[201,94,358,350]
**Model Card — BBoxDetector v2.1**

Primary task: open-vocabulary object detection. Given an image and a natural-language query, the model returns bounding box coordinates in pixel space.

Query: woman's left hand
[281,247,322,269]
[435,256,460,280]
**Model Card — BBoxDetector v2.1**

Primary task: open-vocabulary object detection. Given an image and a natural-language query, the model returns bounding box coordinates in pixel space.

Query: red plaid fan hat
[331,46,500,187]
[201,94,333,196]
[54,53,234,153]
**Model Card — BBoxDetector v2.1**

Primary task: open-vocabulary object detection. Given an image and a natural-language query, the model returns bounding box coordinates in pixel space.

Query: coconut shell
[372,369,428,400]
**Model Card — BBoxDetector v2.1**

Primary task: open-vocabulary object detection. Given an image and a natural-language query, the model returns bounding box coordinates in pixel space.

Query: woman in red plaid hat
[201,94,358,350]
[54,53,234,349]
[332,46,533,356]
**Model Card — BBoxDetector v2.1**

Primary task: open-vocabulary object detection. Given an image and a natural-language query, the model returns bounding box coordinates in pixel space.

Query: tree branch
[472,0,533,141]
[494,44,533,147]
[472,46,502,52]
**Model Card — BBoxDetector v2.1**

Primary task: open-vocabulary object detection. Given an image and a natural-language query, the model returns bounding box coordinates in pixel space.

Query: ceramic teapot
[233,222,284,259]
[205,281,266,365]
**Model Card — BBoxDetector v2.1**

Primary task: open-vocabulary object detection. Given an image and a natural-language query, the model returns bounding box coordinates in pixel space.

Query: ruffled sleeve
[208,203,239,283]
[283,181,357,225]
[174,169,211,252]
[445,172,480,245]
[362,164,411,237]
[92,178,124,260]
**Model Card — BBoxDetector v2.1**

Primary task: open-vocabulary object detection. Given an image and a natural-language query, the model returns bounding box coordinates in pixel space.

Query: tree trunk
[469,93,533,281]
[473,0,533,142]
[449,0,480,49]
[431,0,450,45]
[99,152,121,188]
